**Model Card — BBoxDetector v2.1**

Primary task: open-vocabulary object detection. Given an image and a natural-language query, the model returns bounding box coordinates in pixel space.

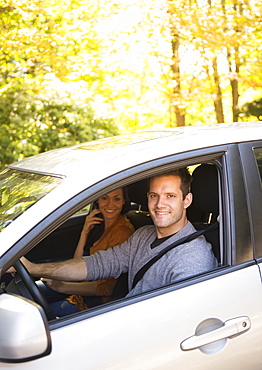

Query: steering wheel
[13,260,56,321]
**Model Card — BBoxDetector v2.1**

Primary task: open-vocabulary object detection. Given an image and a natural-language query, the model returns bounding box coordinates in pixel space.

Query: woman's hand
[41,278,65,293]
[74,209,104,258]
[81,209,104,234]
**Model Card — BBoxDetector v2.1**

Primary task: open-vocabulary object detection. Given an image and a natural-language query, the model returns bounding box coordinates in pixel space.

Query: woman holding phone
[41,187,134,316]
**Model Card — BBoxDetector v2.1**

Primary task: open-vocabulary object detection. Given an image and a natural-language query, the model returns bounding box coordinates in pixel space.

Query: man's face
[148,175,192,237]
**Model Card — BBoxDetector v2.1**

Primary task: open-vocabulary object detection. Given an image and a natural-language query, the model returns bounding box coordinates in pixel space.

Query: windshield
[0,168,62,231]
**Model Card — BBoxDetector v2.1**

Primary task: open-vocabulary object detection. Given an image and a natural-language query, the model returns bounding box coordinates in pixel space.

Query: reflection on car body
[0,122,262,369]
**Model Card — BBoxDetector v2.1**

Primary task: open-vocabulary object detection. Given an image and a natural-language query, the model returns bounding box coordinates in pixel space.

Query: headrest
[127,178,149,207]
[191,164,219,215]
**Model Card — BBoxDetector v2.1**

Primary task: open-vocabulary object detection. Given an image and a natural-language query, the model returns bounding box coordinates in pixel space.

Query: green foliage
[0,168,62,230]
[166,0,262,124]
[0,0,120,167]
[0,86,118,167]
[27,99,119,152]
[240,98,262,121]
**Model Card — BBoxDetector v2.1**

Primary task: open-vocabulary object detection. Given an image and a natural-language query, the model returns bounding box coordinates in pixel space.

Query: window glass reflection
[0,169,62,231]
[254,147,262,184]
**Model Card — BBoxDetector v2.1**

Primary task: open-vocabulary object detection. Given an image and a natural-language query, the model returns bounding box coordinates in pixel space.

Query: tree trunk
[228,47,240,122]
[171,34,185,127]
[224,1,241,122]
[212,57,224,123]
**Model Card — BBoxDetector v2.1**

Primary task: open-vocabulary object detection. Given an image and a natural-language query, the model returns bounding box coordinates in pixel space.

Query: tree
[166,0,262,125]
[170,32,185,126]
[240,98,262,121]
[0,0,119,167]
[1,0,262,155]
[0,86,118,167]
[0,0,103,86]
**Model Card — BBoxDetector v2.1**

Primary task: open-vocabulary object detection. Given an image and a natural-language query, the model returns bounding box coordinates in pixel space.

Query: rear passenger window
[254,148,262,183]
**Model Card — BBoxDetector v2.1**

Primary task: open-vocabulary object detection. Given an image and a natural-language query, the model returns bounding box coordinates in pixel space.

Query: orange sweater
[67,214,134,310]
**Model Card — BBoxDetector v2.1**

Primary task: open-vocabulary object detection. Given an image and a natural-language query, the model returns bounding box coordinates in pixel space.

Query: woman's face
[97,188,125,221]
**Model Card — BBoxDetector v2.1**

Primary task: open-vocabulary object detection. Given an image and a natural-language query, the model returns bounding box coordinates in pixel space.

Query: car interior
[2,161,221,319]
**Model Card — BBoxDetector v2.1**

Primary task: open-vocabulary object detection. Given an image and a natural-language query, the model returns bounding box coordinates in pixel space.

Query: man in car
[14,168,218,297]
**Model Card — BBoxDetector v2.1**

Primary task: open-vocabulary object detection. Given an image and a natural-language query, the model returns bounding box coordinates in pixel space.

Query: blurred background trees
[0,0,261,167]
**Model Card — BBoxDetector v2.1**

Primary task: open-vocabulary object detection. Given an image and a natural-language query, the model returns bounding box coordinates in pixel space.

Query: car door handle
[180,316,251,351]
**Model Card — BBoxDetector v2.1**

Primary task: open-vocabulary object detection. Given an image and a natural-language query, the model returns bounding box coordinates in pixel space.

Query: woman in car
[40,187,135,316]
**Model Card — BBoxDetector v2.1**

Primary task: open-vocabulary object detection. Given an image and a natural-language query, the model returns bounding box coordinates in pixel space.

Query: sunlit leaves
[0,0,261,167]
[166,0,262,123]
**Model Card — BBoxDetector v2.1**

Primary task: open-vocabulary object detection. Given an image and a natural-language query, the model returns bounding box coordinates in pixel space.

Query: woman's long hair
[83,186,131,255]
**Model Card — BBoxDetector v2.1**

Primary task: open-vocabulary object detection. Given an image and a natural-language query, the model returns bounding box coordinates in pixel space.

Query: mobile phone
[96,212,104,220]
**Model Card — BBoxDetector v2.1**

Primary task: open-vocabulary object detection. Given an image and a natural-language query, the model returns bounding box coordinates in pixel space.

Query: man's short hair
[150,168,192,199]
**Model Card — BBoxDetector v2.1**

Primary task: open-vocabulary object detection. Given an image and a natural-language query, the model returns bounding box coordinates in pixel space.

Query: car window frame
[239,141,262,259]
[224,143,253,264]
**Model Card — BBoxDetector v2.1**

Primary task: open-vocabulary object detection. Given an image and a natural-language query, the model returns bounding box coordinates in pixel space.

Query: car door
[3,144,262,370]
[5,261,261,370]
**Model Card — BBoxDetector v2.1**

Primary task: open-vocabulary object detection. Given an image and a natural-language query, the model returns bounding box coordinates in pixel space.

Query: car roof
[8,122,262,179]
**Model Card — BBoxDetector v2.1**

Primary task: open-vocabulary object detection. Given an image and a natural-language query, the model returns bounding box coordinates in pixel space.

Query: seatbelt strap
[131,222,218,290]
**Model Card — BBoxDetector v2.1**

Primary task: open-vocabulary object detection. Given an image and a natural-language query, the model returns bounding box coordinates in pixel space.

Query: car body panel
[5,264,262,369]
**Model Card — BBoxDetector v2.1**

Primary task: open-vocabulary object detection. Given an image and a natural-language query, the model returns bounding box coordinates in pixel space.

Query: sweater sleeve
[95,225,134,297]
[83,227,142,282]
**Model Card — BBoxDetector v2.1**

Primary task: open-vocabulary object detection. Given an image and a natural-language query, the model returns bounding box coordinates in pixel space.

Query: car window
[254,147,262,183]
[75,204,92,215]
[0,168,62,231]
[23,160,222,318]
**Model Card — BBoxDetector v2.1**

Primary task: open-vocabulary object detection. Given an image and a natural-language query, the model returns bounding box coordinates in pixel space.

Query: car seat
[188,163,220,262]
[126,179,153,230]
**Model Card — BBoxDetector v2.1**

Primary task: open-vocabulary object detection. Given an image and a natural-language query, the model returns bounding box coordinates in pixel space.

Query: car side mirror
[0,293,51,362]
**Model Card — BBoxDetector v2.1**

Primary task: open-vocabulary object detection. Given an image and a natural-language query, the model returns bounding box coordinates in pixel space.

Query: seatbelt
[131,222,218,290]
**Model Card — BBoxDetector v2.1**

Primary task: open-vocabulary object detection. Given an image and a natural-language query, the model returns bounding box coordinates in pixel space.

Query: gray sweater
[83,221,218,298]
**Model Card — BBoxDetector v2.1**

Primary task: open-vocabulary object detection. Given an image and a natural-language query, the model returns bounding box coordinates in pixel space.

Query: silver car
[0,122,262,369]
